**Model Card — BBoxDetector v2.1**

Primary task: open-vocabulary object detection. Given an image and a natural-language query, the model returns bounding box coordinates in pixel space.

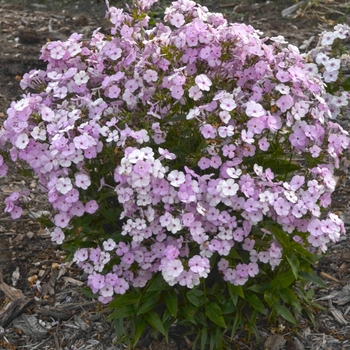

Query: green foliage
[105,219,329,349]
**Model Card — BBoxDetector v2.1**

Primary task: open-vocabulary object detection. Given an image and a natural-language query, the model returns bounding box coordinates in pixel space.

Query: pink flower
[274,197,290,216]
[10,206,23,219]
[247,262,259,277]
[276,94,293,113]
[188,85,203,100]
[114,278,129,294]
[106,85,121,98]
[201,124,216,139]
[133,160,150,176]
[85,200,98,214]
[308,219,322,237]
[289,175,305,191]
[49,42,66,60]
[75,173,91,189]
[164,245,180,260]
[198,157,210,170]
[54,213,70,228]
[162,259,183,278]
[246,101,265,118]
[74,248,89,262]
[220,95,236,111]
[144,69,158,83]
[170,13,185,28]
[188,255,209,277]
[210,155,222,169]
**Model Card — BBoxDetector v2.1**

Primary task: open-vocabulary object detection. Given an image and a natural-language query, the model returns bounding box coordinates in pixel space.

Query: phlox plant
[1,0,350,348]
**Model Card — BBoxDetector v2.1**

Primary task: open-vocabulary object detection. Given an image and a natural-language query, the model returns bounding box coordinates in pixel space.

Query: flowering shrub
[1,0,350,347]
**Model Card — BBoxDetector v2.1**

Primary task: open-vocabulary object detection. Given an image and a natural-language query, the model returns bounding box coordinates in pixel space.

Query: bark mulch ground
[1,0,350,349]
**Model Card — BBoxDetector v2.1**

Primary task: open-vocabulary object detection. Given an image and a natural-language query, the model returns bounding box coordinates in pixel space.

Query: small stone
[26,231,34,239]
[28,275,38,286]
[52,262,59,270]
[264,334,286,350]
[29,182,37,189]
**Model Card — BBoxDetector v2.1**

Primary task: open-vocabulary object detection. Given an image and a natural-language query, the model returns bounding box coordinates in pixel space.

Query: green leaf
[187,289,204,307]
[206,302,227,328]
[303,307,316,327]
[228,284,245,299]
[137,292,161,315]
[270,270,295,289]
[265,223,290,248]
[146,274,168,292]
[194,311,208,326]
[247,284,265,294]
[209,332,215,350]
[290,242,322,264]
[250,156,301,176]
[145,311,168,339]
[279,288,302,312]
[343,76,350,91]
[113,318,124,339]
[230,310,243,340]
[215,326,223,350]
[221,299,236,314]
[229,292,238,307]
[109,293,138,309]
[245,292,267,315]
[264,289,279,307]
[182,305,197,324]
[272,160,301,175]
[107,305,135,320]
[286,253,299,280]
[306,288,314,300]
[227,248,243,260]
[80,287,98,299]
[299,271,327,288]
[169,114,187,122]
[165,292,178,317]
[162,307,172,323]
[133,317,147,347]
[272,303,297,325]
[201,327,208,350]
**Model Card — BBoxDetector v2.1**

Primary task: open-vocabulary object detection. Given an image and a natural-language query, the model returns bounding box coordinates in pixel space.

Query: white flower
[74,71,89,86]
[56,177,73,194]
[226,168,242,179]
[15,133,29,149]
[195,74,212,91]
[217,179,239,197]
[167,170,185,187]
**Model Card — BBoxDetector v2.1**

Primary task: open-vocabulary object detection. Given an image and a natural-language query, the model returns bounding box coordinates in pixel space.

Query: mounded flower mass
[1,0,350,304]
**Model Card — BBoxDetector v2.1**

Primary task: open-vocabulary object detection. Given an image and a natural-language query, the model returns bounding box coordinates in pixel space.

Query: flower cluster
[1,0,349,304]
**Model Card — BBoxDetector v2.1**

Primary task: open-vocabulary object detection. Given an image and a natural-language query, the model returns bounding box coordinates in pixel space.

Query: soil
[0,0,350,349]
